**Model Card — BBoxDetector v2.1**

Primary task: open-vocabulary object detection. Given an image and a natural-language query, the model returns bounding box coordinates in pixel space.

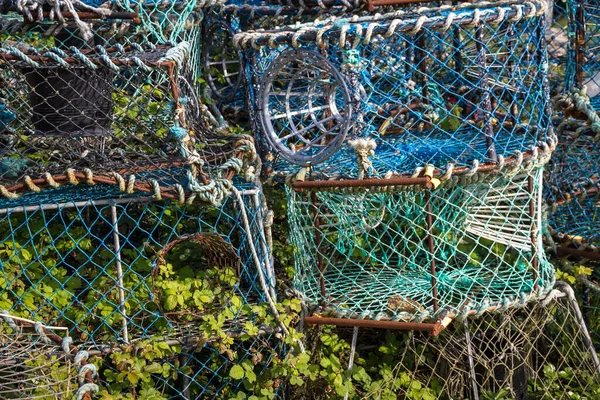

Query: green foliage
[527,364,600,399]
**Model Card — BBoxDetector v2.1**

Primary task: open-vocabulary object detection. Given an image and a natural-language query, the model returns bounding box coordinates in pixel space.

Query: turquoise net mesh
[287,164,555,322]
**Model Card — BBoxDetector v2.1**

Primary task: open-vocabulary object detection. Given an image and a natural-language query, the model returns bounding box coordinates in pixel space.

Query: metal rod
[553,183,599,207]
[294,176,432,191]
[416,30,429,101]
[559,282,600,375]
[475,25,497,162]
[528,176,539,291]
[343,327,360,400]
[452,1,463,75]
[111,204,129,344]
[247,6,524,50]
[0,313,68,331]
[253,192,277,300]
[180,354,191,399]
[40,11,141,23]
[0,53,176,68]
[506,23,519,127]
[304,316,445,335]
[425,191,439,312]
[536,6,553,137]
[0,197,152,215]
[575,0,586,87]
[311,192,327,299]
[289,142,547,190]
[556,246,600,261]
[464,319,480,400]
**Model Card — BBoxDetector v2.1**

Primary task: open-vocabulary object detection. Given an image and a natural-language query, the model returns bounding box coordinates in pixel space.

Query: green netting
[287,156,555,322]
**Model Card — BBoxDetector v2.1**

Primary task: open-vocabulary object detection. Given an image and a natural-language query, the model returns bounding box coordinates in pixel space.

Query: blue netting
[0,183,285,398]
[238,1,551,178]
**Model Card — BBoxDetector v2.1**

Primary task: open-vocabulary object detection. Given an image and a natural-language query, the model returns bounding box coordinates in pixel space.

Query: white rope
[231,187,305,353]
[0,312,69,331]
[233,0,546,50]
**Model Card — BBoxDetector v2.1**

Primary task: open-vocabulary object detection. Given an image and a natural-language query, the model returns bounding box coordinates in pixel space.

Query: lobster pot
[544,125,600,250]
[320,283,600,399]
[0,42,211,189]
[0,183,272,342]
[236,0,551,177]
[0,0,210,90]
[287,159,555,323]
[0,183,278,399]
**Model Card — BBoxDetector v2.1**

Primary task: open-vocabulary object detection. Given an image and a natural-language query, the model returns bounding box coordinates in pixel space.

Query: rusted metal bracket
[39,11,141,24]
[556,246,600,262]
[304,313,453,336]
[293,176,434,192]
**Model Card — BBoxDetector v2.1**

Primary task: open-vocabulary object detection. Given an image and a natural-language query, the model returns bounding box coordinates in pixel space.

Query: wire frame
[203,20,244,102]
[259,48,353,165]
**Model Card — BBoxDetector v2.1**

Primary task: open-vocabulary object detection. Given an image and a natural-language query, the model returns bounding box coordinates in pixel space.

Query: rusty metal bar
[293,176,432,192]
[475,25,497,162]
[4,173,180,200]
[311,192,327,299]
[506,23,518,127]
[288,142,546,186]
[415,30,429,101]
[452,1,463,76]
[556,246,600,262]
[528,176,539,291]
[425,191,439,311]
[0,53,175,68]
[304,316,446,336]
[575,0,585,87]
[553,183,599,207]
[40,11,141,23]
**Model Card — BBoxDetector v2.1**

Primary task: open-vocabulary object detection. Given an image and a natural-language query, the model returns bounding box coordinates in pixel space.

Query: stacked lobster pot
[545,0,600,263]
[237,1,600,397]
[543,0,600,346]
[0,1,283,399]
